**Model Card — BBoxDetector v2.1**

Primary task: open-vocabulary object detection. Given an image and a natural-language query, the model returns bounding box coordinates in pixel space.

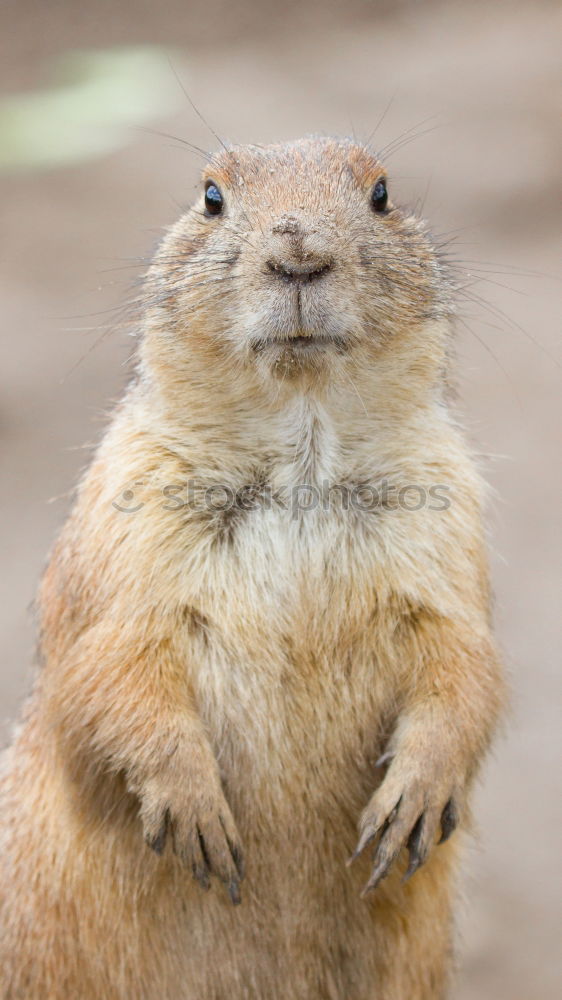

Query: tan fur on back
[0,138,504,999]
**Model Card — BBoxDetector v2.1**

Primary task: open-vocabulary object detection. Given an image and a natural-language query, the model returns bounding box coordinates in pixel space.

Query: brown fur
[0,137,505,999]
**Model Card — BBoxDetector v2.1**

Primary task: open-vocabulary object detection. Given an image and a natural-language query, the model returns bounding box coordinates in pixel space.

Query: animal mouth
[251,334,349,353]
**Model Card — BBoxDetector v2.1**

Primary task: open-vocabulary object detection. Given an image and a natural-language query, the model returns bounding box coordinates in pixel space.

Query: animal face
[146,137,452,388]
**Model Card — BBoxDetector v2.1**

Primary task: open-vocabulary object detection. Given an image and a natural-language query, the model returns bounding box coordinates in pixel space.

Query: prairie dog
[0,137,504,999]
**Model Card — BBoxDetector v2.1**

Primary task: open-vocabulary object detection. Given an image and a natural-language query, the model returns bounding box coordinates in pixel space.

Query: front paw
[138,763,244,905]
[349,756,462,895]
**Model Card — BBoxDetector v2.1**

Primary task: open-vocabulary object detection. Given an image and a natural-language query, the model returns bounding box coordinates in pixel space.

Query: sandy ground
[1,1,560,996]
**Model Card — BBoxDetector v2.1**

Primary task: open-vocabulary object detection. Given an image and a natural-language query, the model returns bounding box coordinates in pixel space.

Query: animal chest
[184,494,407,796]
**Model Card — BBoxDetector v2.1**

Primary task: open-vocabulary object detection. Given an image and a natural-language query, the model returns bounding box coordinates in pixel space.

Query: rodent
[0,136,505,999]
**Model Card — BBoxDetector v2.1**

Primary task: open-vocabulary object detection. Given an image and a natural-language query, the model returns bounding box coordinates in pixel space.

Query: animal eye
[371,179,388,213]
[204,182,223,216]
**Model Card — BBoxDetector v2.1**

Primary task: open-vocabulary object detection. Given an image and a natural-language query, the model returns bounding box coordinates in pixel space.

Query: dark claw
[192,862,211,891]
[439,798,458,844]
[361,850,397,896]
[361,820,403,896]
[193,865,211,890]
[147,809,169,855]
[230,842,245,881]
[349,797,402,866]
[220,816,245,880]
[348,820,380,865]
[404,813,426,882]
[197,827,212,869]
[228,879,242,906]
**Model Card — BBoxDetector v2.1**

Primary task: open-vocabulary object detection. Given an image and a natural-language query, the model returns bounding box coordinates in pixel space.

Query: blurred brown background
[1,1,560,996]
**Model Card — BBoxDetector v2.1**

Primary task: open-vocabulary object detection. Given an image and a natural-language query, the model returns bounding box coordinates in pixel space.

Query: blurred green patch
[0,47,185,172]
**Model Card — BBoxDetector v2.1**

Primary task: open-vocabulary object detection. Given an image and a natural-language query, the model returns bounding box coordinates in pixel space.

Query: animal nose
[266,213,334,283]
[266,257,334,284]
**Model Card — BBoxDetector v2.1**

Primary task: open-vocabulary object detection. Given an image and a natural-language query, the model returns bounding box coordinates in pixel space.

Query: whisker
[134,125,210,161]
[168,59,228,154]
[456,286,560,367]
[377,115,443,161]
[456,316,523,410]
[365,92,398,149]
